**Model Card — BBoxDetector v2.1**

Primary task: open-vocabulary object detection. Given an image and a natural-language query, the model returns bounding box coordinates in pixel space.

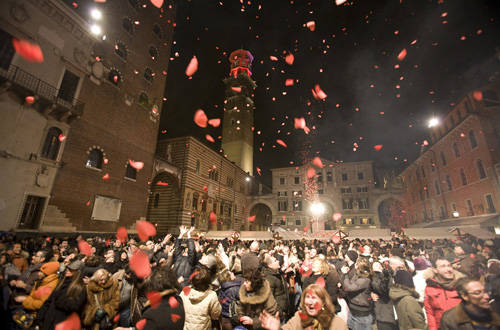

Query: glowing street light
[452,211,460,218]
[90,8,102,20]
[428,117,439,128]
[245,177,251,182]
[310,202,325,216]
[90,24,102,36]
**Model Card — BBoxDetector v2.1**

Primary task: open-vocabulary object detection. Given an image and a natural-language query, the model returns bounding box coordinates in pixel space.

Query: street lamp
[90,24,102,36]
[245,176,251,182]
[428,117,439,128]
[90,8,102,20]
[452,211,459,218]
[310,202,325,234]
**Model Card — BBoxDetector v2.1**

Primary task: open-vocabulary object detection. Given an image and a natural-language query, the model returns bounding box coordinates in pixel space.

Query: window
[293,201,302,211]
[431,160,436,172]
[41,127,62,160]
[294,176,300,184]
[466,199,474,216]
[108,69,122,85]
[460,169,467,186]
[451,203,457,211]
[360,218,370,225]
[340,187,352,194]
[327,171,332,182]
[453,143,460,158]
[424,186,430,198]
[153,193,160,208]
[278,191,288,197]
[125,163,137,180]
[226,177,234,187]
[122,18,134,34]
[342,199,353,209]
[440,206,445,219]
[149,46,159,61]
[342,173,348,181]
[144,67,154,83]
[485,194,496,213]
[212,202,217,213]
[192,193,199,210]
[356,186,368,193]
[343,218,353,225]
[318,189,324,194]
[358,199,369,209]
[477,159,486,179]
[114,41,128,60]
[483,90,499,107]
[58,69,80,103]
[279,177,285,185]
[209,170,219,181]
[153,24,163,39]
[278,200,288,211]
[138,92,149,107]
[317,172,323,183]
[469,130,478,149]
[446,175,452,191]
[292,190,302,197]
[440,151,447,166]
[0,28,15,70]
[86,149,103,169]
[415,169,420,180]
[195,160,200,174]
[201,199,207,212]
[421,166,426,178]
[357,172,364,180]
[128,0,138,8]
[295,219,301,226]
[434,181,441,195]
[18,195,45,229]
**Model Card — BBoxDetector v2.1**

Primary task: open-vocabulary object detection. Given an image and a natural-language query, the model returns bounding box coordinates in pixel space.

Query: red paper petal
[312,157,324,168]
[194,109,208,128]
[156,181,169,186]
[205,134,215,143]
[472,90,483,101]
[78,240,92,256]
[315,276,326,288]
[189,271,199,280]
[306,167,316,179]
[136,319,147,330]
[34,286,53,298]
[397,48,407,61]
[146,291,162,308]
[332,212,342,222]
[150,0,163,8]
[185,56,198,76]
[373,144,383,151]
[25,96,35,104]
[276,139,287,148]
[313,84,327,100]
[12,39,44,63]
[168,296,179,308]
[171,313,182,323]
[128,159,144,170]
[130,251,152,278]
[298,311,308,321]
[208,118,221,127]
[285,79,294,86]
[256,167,262,176]
[209,212,217,223]
[306,21,316,31]
[55,313,81,330]
[231,86,242,93]
[58,134,66,142]
[182,286,191,296]
[285,53,294,65]
[102,173,110,180]
[336,0,347,5]
[116,227,128,244]
[113,314,120,323]
[137,220,156,241]
[269,56,278,61]
[332,235,341,244]
[248,215,256,222]
[294,117,306,129]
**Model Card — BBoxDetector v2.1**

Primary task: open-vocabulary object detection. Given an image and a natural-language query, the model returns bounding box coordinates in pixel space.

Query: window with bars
[453,143,461,158]
[18,195,45,229]
[440,151,447,166]
[86,149,103,169]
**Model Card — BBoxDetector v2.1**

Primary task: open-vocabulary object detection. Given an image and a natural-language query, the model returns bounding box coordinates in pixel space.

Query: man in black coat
[173,226,196,287]
[263,254,290,320]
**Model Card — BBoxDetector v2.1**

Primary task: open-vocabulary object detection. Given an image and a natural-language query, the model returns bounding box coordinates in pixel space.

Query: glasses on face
[467,290,487,296]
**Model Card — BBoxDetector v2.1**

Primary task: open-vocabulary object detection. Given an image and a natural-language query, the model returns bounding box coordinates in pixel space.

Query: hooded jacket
[23,273,59,311]
[173,238,196,285]
[180,287,221,330]
[264,267,290,317]
[218,280,241,318]
[424,270,464,330]
[342,271,372,316]
[234,279,278,329]
[82,276,120,328]
[389,285,427,330]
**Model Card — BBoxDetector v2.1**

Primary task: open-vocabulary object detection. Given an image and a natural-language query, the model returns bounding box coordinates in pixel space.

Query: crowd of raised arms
[0,226,499,330]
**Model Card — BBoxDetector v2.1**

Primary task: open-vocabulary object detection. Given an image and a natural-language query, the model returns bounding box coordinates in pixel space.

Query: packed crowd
[0,226,499,330]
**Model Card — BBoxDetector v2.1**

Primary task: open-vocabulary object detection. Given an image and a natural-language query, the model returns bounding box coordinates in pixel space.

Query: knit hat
[346,250,358,263]
[241,253,260,277]
[41,261,60,275]
[413,257,430,271]
[394,270,415,288]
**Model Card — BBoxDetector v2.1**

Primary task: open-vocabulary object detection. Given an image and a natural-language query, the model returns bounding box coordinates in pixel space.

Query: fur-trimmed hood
[239,279,271,305]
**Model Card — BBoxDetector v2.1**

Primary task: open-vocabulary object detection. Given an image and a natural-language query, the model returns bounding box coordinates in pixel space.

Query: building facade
[399,83,500,226]
[0,0,175,232]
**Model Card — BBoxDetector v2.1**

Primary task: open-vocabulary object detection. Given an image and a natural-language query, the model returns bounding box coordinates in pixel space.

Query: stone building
[0,0,175,232]
[399,82,500,228]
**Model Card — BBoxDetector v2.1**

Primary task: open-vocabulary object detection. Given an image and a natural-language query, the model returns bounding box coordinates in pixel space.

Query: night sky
[159,0,500,185]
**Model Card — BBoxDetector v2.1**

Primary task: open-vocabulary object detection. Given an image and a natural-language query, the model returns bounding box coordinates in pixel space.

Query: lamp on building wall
[90,8,102,20]
[310,202,325,234]
[245,176,251,182]
[452,211,460,218]
[428,117,440,128]
[90,24,102,36]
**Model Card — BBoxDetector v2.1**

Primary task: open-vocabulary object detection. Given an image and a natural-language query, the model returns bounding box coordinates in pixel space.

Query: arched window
[440,151,447,166]
[477,159,486,179]
[41,127,62,160]
[144,67,154,83]
[460,168,467,186]
[153,24,163,39]
[468,130,478,149]
[453,143,460,158]
[122,18,134,35]
[114,41,128,60]
[125,163,137,180]
[108,69,122,86]
[138,92,149,107]
[149,46,159,61]
[86,148,103,169]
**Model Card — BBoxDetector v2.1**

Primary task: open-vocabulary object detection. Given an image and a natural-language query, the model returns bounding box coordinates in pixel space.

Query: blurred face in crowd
[96,272,108,286]
[104,250,114,262]
[434,259,454,280]
[13,244,21,254]
[309,248,317,259]
[268,256,280,271]
[304,290,322,317]
[64,267,76,278]
[311,259,322,274]
[463,281,490,310]
[454,245,465,256]
[243,279,252,292]
[146,241,154,250]
[31,251,45,265]
[60,241,68,249]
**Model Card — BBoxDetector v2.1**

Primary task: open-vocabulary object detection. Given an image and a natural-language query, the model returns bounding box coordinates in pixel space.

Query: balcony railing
[0,64,84,118]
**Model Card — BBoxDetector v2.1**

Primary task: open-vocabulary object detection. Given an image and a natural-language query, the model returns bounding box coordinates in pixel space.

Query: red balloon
[129,251,151,278]
[78,240,92,256]
[137,220,156,241]
[12,39,44,62]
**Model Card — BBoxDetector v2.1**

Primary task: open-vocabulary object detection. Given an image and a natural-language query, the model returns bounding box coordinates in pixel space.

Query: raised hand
[259,311,280,330]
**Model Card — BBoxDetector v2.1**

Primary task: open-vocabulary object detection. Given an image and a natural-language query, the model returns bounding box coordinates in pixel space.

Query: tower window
[477,159,486,179]
[469,130,478,149]
[125,163,137,180]
[153,24,163,39]
[108,69,122,86]
[446,175,452,191]
[86,149,103,169]
[440,151,447,166]
[153,193,160,208]
[453,143,460,158]
[138,92,149,107]
[357,172,364,180]
[460,169,467,186]
[41,127,62,160]
[144,67,154,83]
[342,173,348,181]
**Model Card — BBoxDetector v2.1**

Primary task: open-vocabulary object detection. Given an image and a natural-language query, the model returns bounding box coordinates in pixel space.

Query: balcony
[0,65,84,123]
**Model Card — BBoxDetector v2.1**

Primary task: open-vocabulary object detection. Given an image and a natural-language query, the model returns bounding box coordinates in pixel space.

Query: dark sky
[159,0,500,184]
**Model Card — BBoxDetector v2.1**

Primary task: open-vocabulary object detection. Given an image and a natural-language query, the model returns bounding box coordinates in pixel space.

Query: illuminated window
[343,218,353,225]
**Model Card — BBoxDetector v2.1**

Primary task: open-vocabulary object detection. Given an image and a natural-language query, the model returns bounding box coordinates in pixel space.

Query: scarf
[432,271,463,290]
[300,310,333,330]
[462,302,493,324]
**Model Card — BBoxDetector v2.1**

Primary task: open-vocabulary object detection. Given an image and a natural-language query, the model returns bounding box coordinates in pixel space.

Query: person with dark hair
[302,257,340,315]
[440,278,500,329]
[18,261,60,312]
[425,255,464,330]
[180,266,221,329]
[7,243,28,274]
[371,261,397,330]
[263,254,290,320]
[389,270,427,330]
[259,284,347,330]
[217,268,241,330]
[11,250,47,297]
[233,253,278,329]
[36,260,86,330]
[173,226,197,287]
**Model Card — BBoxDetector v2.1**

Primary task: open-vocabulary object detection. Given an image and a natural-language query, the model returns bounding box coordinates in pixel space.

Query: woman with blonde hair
[83,268,120,330]
[302,257,341,313]
[260,284,347,330]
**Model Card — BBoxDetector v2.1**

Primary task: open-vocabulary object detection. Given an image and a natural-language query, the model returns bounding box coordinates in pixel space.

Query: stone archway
[146,171,181,233]
[378,198,405,229]
[249,203,272,231]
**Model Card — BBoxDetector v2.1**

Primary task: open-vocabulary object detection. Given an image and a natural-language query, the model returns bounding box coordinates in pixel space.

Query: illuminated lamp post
[310,202,325,234]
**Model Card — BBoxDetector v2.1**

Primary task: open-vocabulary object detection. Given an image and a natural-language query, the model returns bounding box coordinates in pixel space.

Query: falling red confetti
[335,0,347,5]
[231,86,242,93]
[306,167,316,179]
[332,235,341,244]
[256,167,262,176]
[12,39,44,62]
[171,314,182,323]
[136,319,146,330]
[276,139,287,148]
[410,39,418,45]
[102,173,110,180]
[78,240,92,256]
[55,313,81,330]
[285,53,294,65]
[168,296,179,308]
[116,227,128,244]
[194,109,208,127]
[209,212,217,223]
[312,157,324,168]
[185,56,198,76]
[25,96,35,104]
[373,144,383,151]
[58,134,66,142]
[128,160,144,170]
[203,185,208,191]
[306,21,316,31]
[472,90,483,101]
[299,311,308,321]
[285,79,294,86]
[86,200,91,206]
[205,134,215,143]
[146,291,162,308]
[156,181,168,186]
[182,286,191,296]
[248,215,256,222]
[208,118,221,127]
[312,84,327,100]
[113,314,120,323]
[137,220,156,241]
[130,251,152,278]
[269,56,278,61]
[397,48,407,61]
[34,286,53,298]
[294,117,306,129]
[150,0,163,8]
[333,212,342,221]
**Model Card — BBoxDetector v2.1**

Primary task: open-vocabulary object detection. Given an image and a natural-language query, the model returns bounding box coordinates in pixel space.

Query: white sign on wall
[91,195,122,222]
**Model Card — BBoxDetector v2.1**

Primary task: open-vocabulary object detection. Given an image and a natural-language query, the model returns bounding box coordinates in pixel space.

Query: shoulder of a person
[330,315,348,330]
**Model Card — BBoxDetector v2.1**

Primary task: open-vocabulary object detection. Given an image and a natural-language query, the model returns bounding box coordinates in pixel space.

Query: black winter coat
[371,270,396,325]
[342,271,372,316]
[173,238,196,285]
[37,276,87,330]
[141,289,185,330]
[264,268,290,317]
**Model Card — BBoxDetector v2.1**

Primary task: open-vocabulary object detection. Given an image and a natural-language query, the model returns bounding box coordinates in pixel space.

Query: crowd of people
[0,226,499,330]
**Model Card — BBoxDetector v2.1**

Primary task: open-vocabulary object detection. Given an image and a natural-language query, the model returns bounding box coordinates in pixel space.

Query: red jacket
[424,277,461,330]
